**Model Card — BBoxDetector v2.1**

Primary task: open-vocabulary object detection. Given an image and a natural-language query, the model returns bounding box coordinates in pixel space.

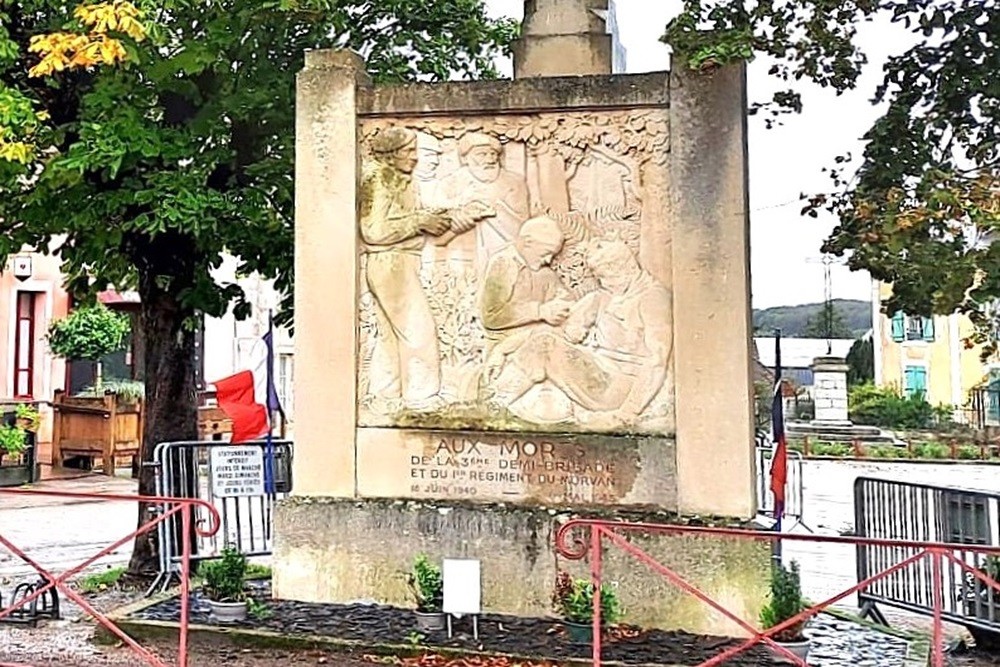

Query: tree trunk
[126,264,199,578]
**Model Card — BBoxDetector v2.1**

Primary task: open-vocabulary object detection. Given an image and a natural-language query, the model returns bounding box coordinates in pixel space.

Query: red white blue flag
[770,380,788,527]
[212,328,282,444]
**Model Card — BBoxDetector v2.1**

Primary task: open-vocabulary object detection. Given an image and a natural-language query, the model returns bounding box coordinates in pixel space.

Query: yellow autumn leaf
[0,140,35,164]
[74,1,146,41]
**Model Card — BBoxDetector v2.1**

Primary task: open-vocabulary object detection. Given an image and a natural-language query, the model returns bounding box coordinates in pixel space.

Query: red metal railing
[0,488,220,667]
[555,520,1000,667]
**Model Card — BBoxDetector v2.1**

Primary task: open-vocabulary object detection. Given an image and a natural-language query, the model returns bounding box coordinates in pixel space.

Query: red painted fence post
[592,526,603,667]
[931,550,944,667]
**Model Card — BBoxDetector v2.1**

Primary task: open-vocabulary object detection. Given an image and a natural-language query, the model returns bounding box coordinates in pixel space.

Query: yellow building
[874,281,998,416]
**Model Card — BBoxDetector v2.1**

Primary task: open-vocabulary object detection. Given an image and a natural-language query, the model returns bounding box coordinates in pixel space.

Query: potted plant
[0,423,27,467]
[201,547,249,623]
[47,305,131,392]
[407,554,445,632]
[760,561,810,662]
[14,404,40,433]
[552,571,622,644]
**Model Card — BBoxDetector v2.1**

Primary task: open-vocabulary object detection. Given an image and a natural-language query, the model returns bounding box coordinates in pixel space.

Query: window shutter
[904,365,928,397]
[891,312,905,342]
[922,316,936,342]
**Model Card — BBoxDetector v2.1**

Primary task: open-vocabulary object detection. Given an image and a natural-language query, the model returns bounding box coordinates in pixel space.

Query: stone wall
[274,498,769,635]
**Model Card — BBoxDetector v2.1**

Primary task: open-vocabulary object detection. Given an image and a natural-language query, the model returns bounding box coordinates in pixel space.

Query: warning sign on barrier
[210,446,265,498]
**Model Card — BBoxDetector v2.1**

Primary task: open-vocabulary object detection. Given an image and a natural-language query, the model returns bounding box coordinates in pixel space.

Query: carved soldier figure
[479,216,576,406]
[360,127,452,412]
[438,133,531,266]
[482,232,672,428]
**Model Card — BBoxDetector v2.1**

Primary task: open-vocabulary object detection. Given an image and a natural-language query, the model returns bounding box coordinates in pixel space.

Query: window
[276,353,294,418]
[891,312,935,342]
[12,291,37,398]
[903,365,928,398]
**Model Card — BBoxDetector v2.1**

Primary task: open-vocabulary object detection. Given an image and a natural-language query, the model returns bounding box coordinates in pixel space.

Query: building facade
[1,247,72,447]
[1,249,71,402]
[873,281,995,414]
[3,247,293,455]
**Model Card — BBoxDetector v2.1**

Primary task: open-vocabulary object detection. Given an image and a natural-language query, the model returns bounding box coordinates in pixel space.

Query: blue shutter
[904,365,927,397]
[922,316,936,342]
[891,312,905,342]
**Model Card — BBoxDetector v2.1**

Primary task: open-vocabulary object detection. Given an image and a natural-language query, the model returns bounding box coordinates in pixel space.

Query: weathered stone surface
[812,356,851,424]
[272,498,769,635]
[287,41,754,621]
[357,108,673,436]
[357,74,669,117]
[355,428,676,508]
[291,48,753,514]
[514,0,614,78]
[668,63,755,518]
[293,50,368,497]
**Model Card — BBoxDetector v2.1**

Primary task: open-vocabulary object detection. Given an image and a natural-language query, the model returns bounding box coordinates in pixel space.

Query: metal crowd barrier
[148,439,293,593]
[556,516,1000,667]
[755,439,810,531]
[855,476,1000,639]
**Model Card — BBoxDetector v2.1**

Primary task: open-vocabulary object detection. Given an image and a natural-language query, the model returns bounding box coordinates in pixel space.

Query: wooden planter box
[52,390,142,475]
[198,405,233,442]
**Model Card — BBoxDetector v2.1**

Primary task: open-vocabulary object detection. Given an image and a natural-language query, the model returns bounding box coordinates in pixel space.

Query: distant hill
[753,299,871,339]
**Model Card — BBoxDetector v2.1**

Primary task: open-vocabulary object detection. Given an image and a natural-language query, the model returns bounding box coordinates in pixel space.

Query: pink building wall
[1,249,70,451]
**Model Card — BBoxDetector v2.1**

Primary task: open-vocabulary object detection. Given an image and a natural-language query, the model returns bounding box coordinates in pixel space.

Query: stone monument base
[272,498,768,636]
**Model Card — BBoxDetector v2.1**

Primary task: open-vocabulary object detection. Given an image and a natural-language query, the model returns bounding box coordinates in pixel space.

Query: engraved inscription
[406,435,629,504]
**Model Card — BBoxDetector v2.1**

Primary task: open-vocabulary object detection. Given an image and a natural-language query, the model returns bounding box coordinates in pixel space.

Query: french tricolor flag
[212,322,283,444]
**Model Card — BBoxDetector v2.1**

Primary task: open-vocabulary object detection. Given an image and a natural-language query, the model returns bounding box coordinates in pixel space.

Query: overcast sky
[485,0,915,309]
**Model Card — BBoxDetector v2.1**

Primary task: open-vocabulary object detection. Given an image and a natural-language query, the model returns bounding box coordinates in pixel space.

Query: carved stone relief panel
[356,109,673,436]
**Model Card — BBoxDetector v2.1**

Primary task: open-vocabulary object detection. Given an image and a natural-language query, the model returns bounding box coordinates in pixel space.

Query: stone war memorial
[276,0,763,634]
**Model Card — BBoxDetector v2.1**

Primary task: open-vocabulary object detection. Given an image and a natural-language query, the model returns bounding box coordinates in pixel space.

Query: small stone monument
[811,356,851,426]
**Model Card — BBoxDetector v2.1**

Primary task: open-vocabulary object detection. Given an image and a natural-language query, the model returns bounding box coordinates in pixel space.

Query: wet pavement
[784,459,1000,611]
[0,474,137,579]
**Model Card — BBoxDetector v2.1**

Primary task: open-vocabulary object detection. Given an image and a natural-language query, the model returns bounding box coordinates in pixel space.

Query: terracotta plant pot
[414,610,446,632]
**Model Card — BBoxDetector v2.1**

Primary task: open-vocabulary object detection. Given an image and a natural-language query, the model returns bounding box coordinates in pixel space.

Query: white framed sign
[12,255,32,281]
[443,558,482,616]
[210,446,265,498]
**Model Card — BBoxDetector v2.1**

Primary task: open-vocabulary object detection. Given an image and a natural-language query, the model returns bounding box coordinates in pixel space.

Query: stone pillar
[811,356,851,425]
[669,63,756,519]
[292,50,369,497]
[513,0,613,78]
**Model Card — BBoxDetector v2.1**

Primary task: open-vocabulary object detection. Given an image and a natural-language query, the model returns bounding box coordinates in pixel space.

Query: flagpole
[772,328,784,565]
[264,311,276,496]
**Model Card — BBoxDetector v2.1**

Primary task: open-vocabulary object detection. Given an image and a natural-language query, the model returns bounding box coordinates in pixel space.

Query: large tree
[0,0,515,576]
[665,0,999,349]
